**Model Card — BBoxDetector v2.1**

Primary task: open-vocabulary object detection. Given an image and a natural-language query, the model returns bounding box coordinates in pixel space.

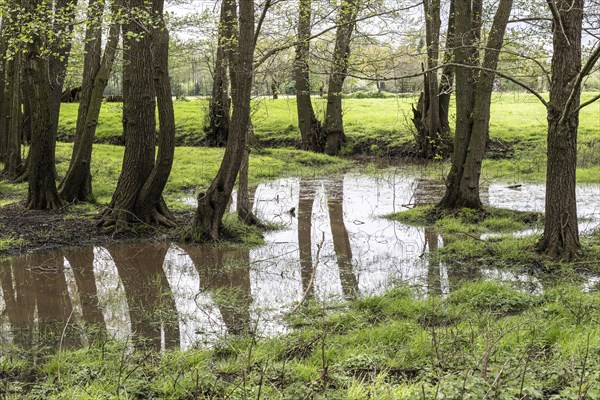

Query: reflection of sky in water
[1,172,600,350]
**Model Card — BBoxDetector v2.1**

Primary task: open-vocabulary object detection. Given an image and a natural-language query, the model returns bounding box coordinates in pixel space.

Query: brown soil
[0,201,191,258]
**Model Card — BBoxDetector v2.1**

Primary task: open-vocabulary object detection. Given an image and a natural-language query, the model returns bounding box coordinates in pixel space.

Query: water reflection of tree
[298,178,316,300]
[0,251,79,352]
[182,245,252,336]
[297,178,360,301]
[414,179,485,294]
[107,243,180,350]
[64,248,106,335]
[0,257,35,348]
[326,178,359,300]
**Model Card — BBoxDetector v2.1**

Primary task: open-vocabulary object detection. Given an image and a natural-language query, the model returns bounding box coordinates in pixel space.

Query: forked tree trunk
[438,0,512,210]
[205,0,236,147]
[188,0,255,241]
[23,0,63,210]
[295,0,323,151]
[60,0,121,202]
[100,0,176,228]
[536,0,583,260]
[323,0,360,156]
[412,0,443,159]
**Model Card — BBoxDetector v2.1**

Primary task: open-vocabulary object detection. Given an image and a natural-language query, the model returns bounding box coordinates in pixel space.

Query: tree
[412,0,455,158]
[324,0,361,156]
[536,0,591,260]
[0,6,25,178]
[437,0,513,210]
[23,0,64,210]
[204,0,236,147]
[295,0,323,151]
[99,0,176,228]
[188,0,256,241]
[59,0,121,202]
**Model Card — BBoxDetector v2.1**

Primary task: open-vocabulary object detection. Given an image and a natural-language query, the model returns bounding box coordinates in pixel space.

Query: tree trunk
[4,53,22,178]
[205,0,236,147]
[438,0,512,210]
[188,0,255,241]
[323,0,360,156]
[536,0,583,260]
[48,0,78,144]
[0,20,8,163]
[295,0,323,152]
[100,0,175,228]
[438,0,456,138]
[23,0,63,210]
[412,0,444,159]
[236,122,264,226]
[60,0,121,203]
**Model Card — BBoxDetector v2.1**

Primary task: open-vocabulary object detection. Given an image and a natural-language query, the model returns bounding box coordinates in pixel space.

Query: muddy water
[1,171,599,353]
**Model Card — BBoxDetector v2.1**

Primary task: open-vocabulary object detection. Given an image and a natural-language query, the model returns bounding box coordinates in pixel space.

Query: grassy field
[56,92,600,183]
[57,92,600,152]
[2,281,600,399]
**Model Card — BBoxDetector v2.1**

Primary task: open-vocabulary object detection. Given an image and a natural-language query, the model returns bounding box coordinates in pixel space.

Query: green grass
[52,143,348,207]
[386,206,543,235]
[56,93,600,182]
[3,282,600,399]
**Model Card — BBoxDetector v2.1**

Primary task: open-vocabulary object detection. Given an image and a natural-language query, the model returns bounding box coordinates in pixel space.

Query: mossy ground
[3,282,600,399]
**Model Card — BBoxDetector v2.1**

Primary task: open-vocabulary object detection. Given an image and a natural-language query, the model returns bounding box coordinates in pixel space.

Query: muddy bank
[0,202,190,258]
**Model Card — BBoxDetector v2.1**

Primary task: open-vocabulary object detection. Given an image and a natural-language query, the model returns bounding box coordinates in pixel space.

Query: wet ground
[1,170,600,355]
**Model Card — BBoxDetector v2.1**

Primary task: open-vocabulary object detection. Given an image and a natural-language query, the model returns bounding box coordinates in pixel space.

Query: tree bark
[205,0,236,147]
[536,0,583,260]
[438,0,512,210]
[412,0,444,159]
[23,0,63,210]
[60,0,121,202]
[100,0,175,228]
[0,18,9,163]
[438,0,456,138]
[4,52,22,178]
[188,0,255,241]
[323,0,360,156]
[295,0,323,152]
[236,122,264,226]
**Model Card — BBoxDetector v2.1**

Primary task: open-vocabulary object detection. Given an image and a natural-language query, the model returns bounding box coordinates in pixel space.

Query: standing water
[1,170,599,354]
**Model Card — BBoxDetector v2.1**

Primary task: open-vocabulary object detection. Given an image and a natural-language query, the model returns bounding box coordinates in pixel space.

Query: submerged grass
[3,282,600,399]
